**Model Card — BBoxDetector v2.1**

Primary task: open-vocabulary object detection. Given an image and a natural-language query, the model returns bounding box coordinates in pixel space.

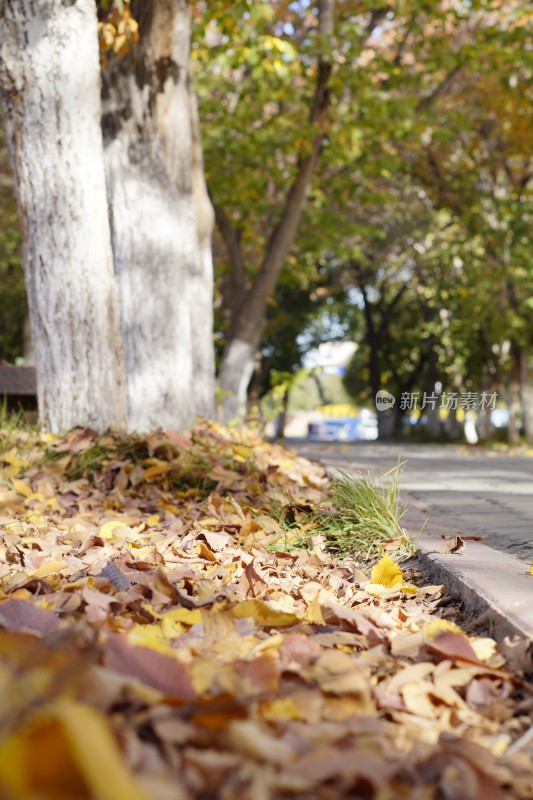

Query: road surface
[292,441,533,562]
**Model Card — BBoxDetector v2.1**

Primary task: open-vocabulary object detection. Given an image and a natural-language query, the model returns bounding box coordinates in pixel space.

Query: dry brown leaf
[437,536,465,554]
[103,634,197,698]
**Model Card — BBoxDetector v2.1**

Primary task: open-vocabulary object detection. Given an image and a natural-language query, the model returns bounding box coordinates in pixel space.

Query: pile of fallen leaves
[0,421,532,799]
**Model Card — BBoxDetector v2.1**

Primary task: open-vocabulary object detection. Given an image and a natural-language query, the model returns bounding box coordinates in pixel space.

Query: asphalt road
[291,441,533,563]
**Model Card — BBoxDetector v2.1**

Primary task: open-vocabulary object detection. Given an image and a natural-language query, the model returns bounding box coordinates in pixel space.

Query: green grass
[317,465,414,560]
[0,400,38,453]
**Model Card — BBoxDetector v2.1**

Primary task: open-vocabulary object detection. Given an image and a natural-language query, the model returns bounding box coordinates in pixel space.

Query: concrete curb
[414,532,533,641]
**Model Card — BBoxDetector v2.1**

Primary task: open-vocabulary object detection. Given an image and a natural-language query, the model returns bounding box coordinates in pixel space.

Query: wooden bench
[0,364,37,411]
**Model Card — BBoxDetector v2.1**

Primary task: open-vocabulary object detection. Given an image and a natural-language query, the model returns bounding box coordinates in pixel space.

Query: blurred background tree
[1,0,531,439]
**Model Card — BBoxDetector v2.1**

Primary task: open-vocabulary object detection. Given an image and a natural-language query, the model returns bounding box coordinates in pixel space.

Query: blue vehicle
[307,415,378,441]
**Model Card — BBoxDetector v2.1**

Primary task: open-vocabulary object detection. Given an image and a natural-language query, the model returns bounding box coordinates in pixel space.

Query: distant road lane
[292,441,533,562]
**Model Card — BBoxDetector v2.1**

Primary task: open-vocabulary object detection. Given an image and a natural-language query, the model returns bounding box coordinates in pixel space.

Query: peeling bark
[0,0,127,433]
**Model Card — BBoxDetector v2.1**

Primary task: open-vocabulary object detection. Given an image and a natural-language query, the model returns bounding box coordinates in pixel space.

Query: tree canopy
[1,0,532,439]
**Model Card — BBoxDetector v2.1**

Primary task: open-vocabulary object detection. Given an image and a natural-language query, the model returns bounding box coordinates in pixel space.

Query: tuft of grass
[317,465,414,560]
[0,400,38,453]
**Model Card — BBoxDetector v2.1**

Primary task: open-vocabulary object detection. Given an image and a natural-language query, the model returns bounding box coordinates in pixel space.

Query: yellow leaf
[55,700,149,800]
[365,583,402,597]
[259,696,302,721]
[233,445,254,460]
[400,583,418,595]
[127,624,175,655]
[0,716,84,796]
[424,619,462,640]
[306,595,326,625]
[0,700,148,800]
[230,600,300,628]
[31,561,67,579]
[2,451,29,470]
[160,607,201,638]
[24,492,45,506]
[471,637,497,662]
[198,517,221,527]
[99,520,133,541]
[143,464,170,481]
[99,520,122,540]
[145,514,160,527]
[11,479,33,498]
[370,556,403,588]
[112,32,128,55]
[157,501,180,514]
[530,564,533,575]
[191,659,219,694]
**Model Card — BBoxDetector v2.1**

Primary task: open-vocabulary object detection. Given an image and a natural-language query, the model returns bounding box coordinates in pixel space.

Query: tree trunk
[508,349,521,444]
[102,0,210,431]
[275,385,290,440]
[476,372,494,441]
[188,83,215,418]
[445,373,463,439]
[0,0,126,433]
[519,347,533,444]
[218,338,257,422]
[217,0,335,422]
[446,406,462,439]
[393,407,406,437]
[424,350,440,438]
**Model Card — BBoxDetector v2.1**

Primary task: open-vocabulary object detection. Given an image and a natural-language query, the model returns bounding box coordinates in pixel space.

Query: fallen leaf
[370,555,403,588]
[228,720,295,764]
[229,599,300,628]
[104,634,197,698]
[0,599,59,636]
[437,536,465,554]
[11,478,33,498]
[0,699,149,800]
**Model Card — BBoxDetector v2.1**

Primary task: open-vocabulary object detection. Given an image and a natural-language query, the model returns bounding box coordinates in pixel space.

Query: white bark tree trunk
[218,338,257,423]
[155,4,214,419]
[102,0,213,431]
[189,83,215,419]
[0,0,126,433]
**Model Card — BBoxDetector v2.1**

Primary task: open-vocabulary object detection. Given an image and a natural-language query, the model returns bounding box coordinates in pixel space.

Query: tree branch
[378,283,408,337]
[235,0,336,343]
[416,63,463,112]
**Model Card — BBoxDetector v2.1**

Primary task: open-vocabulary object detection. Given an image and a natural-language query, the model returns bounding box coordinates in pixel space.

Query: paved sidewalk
[292,441,533,562]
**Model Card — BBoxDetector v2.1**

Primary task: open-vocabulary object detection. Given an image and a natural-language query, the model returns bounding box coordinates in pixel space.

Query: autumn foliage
[0,424,532,797]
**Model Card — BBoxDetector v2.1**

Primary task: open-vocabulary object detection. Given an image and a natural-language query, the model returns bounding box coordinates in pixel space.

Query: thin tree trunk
[508,349,521,444]
[424,346,440,438]
[476,372,494,441]
[102,0,207,431]
[276,385,290,439]
[445,373,463,439]
[520,347,533,444]
[0,0,126,433]
[218,0,335,421]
